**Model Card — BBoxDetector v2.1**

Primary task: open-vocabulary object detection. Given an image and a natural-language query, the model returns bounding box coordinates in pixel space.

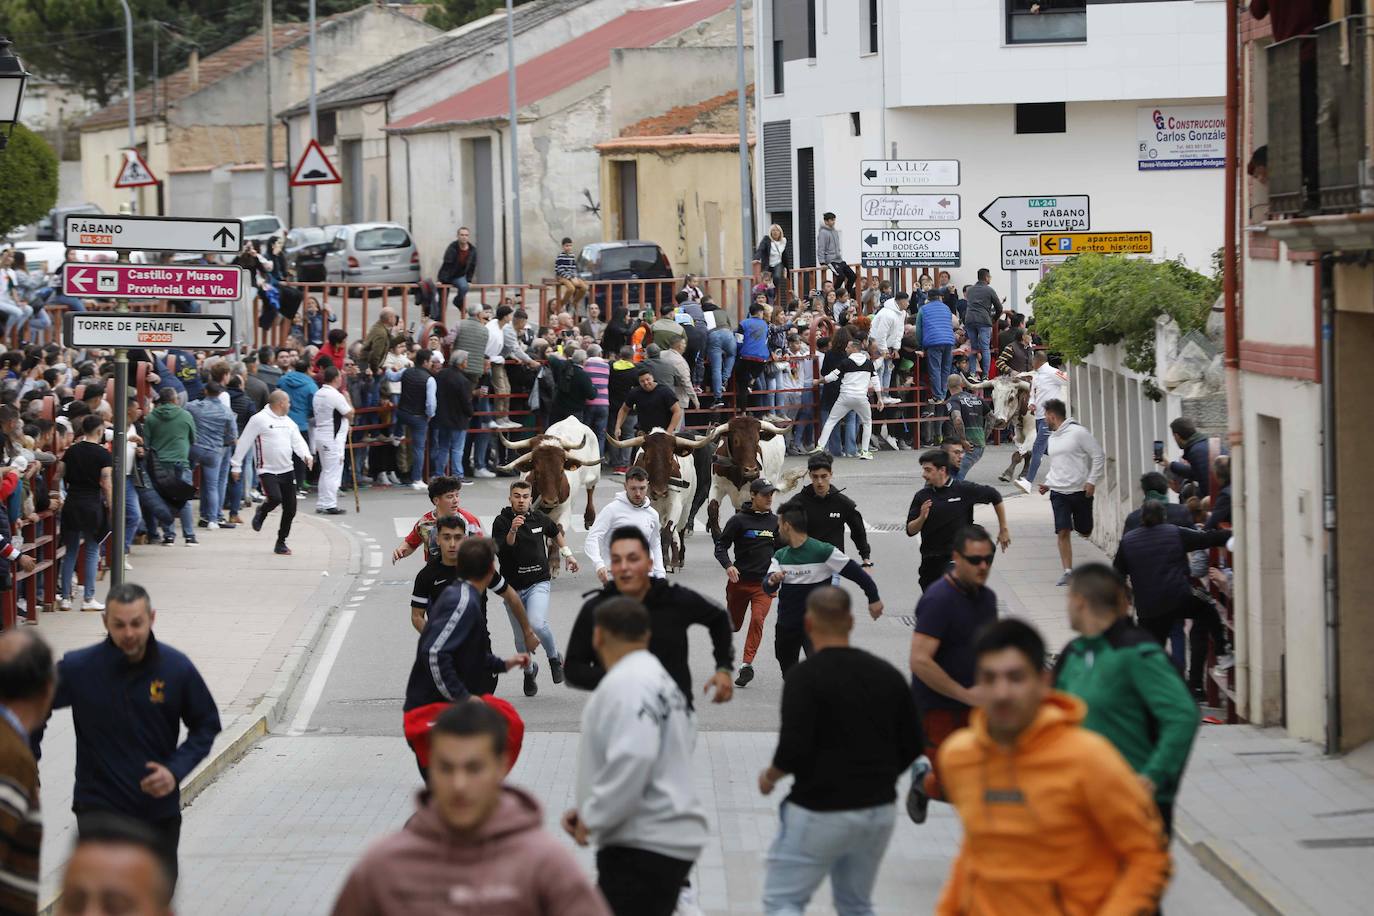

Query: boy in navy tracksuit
[46,584,221,886]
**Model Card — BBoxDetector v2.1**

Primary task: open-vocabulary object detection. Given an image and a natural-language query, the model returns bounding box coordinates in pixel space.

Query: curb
[39,515,365,915]
[1175,815,1294,916]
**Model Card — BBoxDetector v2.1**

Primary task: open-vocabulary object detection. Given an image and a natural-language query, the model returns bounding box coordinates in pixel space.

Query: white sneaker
[1014,477,1034,494]
[498,419,521,429]
[58,596,72,612]
[675,884,705,916]
[124,558,133,571]
[1214,654,1236,671]
[81,598,105,612]
[857,450,875,460]
[881,396,901,405]
[207,521,221,530]
[474,468,497,479]
[409,481,428,491]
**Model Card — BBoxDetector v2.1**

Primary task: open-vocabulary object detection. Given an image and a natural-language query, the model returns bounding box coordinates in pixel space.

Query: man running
[230,389,313,556]
[312,365,353,516]
[1037,399,1106,585]
[714,479,780,688]
[392,476,484,565]
[564,526,734,705]
[492,480,578,696]
[1016,350,1068,491]
[906,449,1010,590]
[1054,563,1200,836]
[583,468,665,581]
[937,619,1169,915]
[906,524,999,825]
[765,507,882,676]
[408,515,536,644]
[780,454,873,573]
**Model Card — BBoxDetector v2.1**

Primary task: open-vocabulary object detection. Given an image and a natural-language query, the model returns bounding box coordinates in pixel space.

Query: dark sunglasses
[956,550,996,566]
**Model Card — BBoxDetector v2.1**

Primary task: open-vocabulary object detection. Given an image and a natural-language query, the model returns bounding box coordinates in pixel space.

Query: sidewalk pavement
[31,513,361,905]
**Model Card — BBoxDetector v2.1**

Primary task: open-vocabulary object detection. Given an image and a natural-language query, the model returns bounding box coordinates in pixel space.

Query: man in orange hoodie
[937,619,1170,916]
[332,702,610,916]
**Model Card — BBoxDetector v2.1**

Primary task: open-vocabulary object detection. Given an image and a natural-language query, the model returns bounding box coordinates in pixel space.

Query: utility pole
[119,0,136,213]
[308,0,318,225]
[506,0,522,282]
[264,0,275,216]
[735,0,752,275]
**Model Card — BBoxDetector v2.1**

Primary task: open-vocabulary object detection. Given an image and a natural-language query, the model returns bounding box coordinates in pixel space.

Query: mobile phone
[1152,440,1164,462]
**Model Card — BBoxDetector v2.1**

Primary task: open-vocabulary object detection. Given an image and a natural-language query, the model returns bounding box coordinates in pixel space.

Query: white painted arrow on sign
[68,268,93,292]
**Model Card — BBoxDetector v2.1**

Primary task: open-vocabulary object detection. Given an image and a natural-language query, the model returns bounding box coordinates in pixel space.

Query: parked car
[579,240,674,315]
[239,213,286,247]
[284,226,336,282]
[12,241,69,276]
[36,203,101,241]
[323,223,421,290]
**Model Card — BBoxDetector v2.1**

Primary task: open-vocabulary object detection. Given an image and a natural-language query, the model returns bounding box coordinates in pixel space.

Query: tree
[424,0,536,31]
[0,124,60,237]
[1028,253,1220,377]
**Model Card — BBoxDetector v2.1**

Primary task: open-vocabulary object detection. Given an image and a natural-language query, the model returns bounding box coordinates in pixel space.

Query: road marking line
[393,518,412,538]
[367,550,382,567]
[362,578,375,586]
[286,607,357,736]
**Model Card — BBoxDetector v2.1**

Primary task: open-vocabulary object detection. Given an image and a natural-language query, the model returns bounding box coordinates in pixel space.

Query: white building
[752,0,1226,302]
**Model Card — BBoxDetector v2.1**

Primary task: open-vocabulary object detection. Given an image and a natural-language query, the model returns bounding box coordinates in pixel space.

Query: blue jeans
[451,276,470,314]
[924,344,953,401]
[60,528,101,602]
[584,403,609,461]
[434,425,468,479]
[35,288,85,312]
[25,307,52,341]
[968,324,992,377]
[136,482,175,540]
[763,801,896,915]
[957,445,984,480]
[706,328,737,400]
[217,444,233,514]
[123,475,142,549]
[468,397,491,471]
[396,409,429,483]
[1024,417,1051,483]
[507,580,558,668]
[189,444,224,523]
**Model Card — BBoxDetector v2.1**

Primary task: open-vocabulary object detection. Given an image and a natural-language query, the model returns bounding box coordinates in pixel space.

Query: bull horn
[759,419,791,435]
[708,421,730,441]
[669,478,690,489]
[608,434,645,449]
[500,434,539,452]
[1016,381,1030,392]
[674,435,710,449]
[563,458,585,469]
[557,434,588,452]
[496,453,534,473]
[970,380,994,390]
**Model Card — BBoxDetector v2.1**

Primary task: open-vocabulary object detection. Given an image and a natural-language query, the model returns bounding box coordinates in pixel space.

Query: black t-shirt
[63,440,113,499]
[944,391,987,447]
[491,507,559,590]
[623,383,679,433]
[907,478,1002,558]
[911,575,998,711]
[410,559,508,616]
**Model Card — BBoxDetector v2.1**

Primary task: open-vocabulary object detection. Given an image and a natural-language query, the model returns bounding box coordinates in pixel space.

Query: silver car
[323,223,421,287]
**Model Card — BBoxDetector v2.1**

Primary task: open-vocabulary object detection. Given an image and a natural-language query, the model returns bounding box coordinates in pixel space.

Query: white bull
[974,374,1033,482]
[497,416,601,532]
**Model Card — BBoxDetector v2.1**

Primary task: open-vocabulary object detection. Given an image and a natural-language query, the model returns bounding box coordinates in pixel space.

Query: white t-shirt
[1031,363,1068,419]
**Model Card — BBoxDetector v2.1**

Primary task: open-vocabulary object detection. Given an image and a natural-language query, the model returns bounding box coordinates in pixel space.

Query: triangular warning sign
[290,138,342,187]
[114,149,158,188]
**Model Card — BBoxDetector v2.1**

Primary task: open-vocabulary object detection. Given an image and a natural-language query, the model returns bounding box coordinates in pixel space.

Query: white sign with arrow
[64,215,243,254]
[860,194,961,222]
[63,313,235,350]
[860,159,960,188]
[860,227,961,268]
[979,196,1091,233]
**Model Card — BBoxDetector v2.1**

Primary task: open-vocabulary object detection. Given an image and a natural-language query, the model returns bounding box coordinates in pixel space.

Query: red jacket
[331,787,611,916]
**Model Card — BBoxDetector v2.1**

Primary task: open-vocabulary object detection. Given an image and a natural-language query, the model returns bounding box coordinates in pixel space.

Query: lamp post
[0,36,31,151]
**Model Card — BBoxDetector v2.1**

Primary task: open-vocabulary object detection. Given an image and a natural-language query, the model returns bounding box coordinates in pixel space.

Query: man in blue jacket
[914,294,956,402]
[47,583,221,887]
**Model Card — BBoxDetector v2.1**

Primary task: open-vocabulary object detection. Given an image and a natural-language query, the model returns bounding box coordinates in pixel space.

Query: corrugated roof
[386,0,734,133]
[279,0,591,118]
[81,6,426,132]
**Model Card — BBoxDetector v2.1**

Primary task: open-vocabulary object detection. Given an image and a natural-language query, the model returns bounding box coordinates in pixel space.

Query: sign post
[860,227,961,268]
[978,196,1090,233]
[1000,234,1043,271]
[63,214,243,254]
[62,264,244,300]
[63,313,236,350]
[859,193,960,222]
[859,159,960,188]
[1038,232,1153,255]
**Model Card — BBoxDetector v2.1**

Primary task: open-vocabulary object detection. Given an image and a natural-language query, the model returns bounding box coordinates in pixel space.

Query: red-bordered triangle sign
[114,149,158,188]
[290,138,342,187]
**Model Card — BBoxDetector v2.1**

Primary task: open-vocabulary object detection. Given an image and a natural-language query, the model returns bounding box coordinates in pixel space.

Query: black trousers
[735,359,766,410]
[76,809,182,890]
[918,554,951,592]
[1140,613,1177,652]
[775,624,813,676]
[830,261,857,298]
[258,471,298,543]
[1186,595,1228,692]
[596,846,694,916]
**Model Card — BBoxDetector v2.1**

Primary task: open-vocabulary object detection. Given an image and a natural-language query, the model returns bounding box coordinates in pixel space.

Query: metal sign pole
[1009,269,1018,314]
[111,345,128,587]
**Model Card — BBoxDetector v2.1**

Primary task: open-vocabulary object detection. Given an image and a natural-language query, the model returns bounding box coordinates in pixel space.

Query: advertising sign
[860,227,961,267]
[1137,105,1226,170]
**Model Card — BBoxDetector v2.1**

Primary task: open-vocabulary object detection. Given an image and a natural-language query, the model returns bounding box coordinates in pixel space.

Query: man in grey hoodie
[564,597,708,916]
[1038,398,1107,585]
[816,212,855,298]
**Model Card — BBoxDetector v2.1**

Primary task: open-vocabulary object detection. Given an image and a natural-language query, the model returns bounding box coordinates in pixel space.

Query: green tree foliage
[424,0,535,31]
[1,0,369,107]
[0,124,60,236]
[1028,253,1220,376]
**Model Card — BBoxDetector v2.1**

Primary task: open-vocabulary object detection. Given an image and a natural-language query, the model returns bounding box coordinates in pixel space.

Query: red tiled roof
[618,86,752,138]
[597,133,753,153]
[386,0,734,132]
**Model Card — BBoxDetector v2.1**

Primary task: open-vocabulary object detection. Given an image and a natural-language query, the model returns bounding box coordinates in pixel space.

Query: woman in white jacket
[813,337,878,460]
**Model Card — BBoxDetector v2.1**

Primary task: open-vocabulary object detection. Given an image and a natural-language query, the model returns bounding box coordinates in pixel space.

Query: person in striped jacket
[0,630,51,915]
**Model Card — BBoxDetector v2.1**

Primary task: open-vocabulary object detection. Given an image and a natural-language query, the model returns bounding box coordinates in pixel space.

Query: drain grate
[867,522,906,533]
[1298,837,1374,849]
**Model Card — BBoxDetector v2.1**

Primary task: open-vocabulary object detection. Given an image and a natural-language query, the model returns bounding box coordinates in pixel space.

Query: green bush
[0,124,59,238]
[1028,253,1219,376]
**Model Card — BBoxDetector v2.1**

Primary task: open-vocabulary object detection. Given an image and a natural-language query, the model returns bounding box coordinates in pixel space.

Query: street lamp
[0,37,30,151]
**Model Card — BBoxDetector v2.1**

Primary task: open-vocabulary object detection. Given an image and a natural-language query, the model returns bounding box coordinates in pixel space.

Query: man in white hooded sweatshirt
[1037,398,1106,585]
[583,468,665,581]
[312,365,353,515]
[868,292,906,406]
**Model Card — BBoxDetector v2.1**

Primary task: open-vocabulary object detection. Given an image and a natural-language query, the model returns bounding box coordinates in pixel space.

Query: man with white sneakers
[312,365,354,516]
[231,390,313,556]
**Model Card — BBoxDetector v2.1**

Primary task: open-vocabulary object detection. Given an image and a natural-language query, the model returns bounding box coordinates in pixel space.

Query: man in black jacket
[905,449,1010,590]
[564,526,734,706]
[396,350,437,489]
[1123,472,1194,533]
[436,226,478,313]
[1162,416,1212,500]
[714,479,780,688]
[780,454,872,569]
[433,350,475,480]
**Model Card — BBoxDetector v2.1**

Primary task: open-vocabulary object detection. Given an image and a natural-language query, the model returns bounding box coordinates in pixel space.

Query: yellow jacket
[937,692,1170,916]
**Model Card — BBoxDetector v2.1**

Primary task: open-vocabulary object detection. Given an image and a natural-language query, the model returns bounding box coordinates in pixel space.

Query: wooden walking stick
[348,441,362,513]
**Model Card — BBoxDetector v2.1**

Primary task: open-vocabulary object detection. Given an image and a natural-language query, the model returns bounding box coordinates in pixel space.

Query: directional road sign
[860,227,961,268]
[64,215,243,255]
[860,193,960,222]
[860,159,960,188]
[62,313,235,350]
[1000,235,1043,271]
[1039,231,1153,255]
[979,196,1090,233]
[62,263,244,302]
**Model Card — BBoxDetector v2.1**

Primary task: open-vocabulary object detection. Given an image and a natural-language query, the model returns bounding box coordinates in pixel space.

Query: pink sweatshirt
[331,787,610,916]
